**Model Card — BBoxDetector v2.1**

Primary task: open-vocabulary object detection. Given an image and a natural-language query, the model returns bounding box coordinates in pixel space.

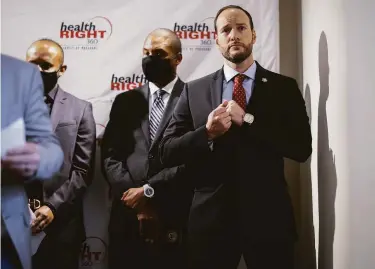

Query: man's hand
[31,206,54,234]
[1,143,40,177]
[122,187,146,209]
[206,100,232,140]
[226,100,245,126]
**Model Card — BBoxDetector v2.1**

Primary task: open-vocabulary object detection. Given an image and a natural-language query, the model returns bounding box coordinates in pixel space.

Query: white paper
[1,118,26,157]
[28,205,46,255]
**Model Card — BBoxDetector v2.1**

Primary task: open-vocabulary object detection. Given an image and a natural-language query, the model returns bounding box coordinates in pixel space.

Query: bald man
[25,39,96,269]
[101,29,192,269]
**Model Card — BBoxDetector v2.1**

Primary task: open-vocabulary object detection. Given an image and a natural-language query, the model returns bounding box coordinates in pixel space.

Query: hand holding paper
[1,118,40,177]
[1,118,26,157]
[2,143,41,177]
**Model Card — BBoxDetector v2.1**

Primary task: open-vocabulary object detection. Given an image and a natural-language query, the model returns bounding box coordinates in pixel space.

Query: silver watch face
[244,113,254,124]
[144,186,154,197]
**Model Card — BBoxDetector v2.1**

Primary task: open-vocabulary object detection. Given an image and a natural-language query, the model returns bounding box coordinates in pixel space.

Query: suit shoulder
[114,86,144,101]
[185,71,219,96]
[111,86,148,111]
[1,54,38,75]
[265,69,297,85]
[187,71,218,88]
[60,89,91,108]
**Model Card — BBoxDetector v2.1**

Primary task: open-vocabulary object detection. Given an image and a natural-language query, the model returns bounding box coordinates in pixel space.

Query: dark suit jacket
[160,62,312,242]
[101,79,192,239]
[28,86,96,243]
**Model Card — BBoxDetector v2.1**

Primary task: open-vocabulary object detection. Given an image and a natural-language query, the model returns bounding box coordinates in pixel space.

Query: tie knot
[44,95,53,104]
[157,89,166,98]
[234,74,246,84]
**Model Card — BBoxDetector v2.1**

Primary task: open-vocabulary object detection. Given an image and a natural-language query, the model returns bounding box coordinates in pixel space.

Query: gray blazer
[1,54,64,269]
[40,86,96,243]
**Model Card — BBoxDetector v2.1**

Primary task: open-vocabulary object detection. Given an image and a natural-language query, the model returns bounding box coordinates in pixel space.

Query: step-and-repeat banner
[2,0,279,268]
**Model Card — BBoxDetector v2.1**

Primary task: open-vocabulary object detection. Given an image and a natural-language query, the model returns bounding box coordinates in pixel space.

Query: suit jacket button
[148,154,154,159]
[167,230,178,243]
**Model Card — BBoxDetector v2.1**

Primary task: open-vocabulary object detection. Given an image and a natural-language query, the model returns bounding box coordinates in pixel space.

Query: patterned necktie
[149,89,166,142]
[44,95,53,115]
[233,74,247,111]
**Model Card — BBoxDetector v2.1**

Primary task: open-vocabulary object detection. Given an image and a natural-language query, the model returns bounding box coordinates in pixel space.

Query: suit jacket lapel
[246,61,269,114]
[139,84,151,147]
[149,79,184,151]
[210,69,224,110]
[50,87,67,132]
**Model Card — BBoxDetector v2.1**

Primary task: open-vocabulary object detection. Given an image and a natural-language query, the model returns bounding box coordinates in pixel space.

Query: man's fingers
[38,219,47,230]
[220,111,230,119]
[214,112,230,122]
[31,217,42,228]
[125,193,135,203]
[213,106,227,116]
[34,210,42,218]
[1,154,39,165]
[122,191,129,200]
[223,116,232,125]
[220,100,229,107]
[35,213,45,223]
[123,198,132,206]
[6,144,37,155]
[8,164,37,172]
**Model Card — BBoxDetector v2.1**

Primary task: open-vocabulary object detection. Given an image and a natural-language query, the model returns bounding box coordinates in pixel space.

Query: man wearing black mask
[25,38,96,269]
[101,28,192,269]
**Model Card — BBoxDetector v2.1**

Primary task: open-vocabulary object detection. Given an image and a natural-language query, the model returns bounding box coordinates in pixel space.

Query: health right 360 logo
[173,17,217,52]
[59,16,113,51]
[80,237,107,268]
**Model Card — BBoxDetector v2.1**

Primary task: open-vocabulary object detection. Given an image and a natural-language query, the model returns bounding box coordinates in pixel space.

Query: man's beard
[223,43,253,64]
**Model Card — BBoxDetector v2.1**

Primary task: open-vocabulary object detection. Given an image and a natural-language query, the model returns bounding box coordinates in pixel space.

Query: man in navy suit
[160,5,312,269]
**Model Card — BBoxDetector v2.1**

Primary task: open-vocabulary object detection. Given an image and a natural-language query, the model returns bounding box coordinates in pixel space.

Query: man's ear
[252,30,257,44]
[58,65,67,77]
[175,53,183,65]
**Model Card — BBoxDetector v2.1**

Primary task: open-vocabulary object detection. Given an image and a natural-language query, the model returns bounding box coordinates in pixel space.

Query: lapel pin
[262,78,268,83]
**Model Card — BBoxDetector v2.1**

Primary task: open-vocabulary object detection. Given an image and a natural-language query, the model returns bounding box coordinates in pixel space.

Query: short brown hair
[214,5,254,32]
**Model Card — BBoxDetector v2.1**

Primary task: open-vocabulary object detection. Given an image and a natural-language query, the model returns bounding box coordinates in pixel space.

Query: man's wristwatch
[243,113,255,125]
[143,184,155,198]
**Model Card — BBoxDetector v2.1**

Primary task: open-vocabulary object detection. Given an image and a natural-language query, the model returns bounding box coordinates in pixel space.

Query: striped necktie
[149,89,166,142]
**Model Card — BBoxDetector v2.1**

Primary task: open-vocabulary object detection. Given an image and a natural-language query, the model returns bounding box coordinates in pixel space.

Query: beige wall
[301,0,375,268]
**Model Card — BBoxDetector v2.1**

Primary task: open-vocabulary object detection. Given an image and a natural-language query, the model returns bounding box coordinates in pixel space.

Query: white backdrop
[2,0,279,268]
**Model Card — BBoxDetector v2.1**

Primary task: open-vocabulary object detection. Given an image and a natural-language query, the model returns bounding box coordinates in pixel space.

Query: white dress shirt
[148,76,178,119]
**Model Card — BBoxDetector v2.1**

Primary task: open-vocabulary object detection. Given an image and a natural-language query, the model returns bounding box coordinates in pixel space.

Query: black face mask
[142,55,175,86]
[40,71,58,94]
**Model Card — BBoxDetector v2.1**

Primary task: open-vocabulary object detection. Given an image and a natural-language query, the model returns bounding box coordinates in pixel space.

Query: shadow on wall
[295,83,317,269]
[317,31,337,269]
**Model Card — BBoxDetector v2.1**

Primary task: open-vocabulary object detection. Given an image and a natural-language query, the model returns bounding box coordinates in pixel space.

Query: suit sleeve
[147,166,184,193]
[101,97,135,199]
[45,103,96,211]
[244,78,312,162]
[159,84,212,168]
[25,66,64,180]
